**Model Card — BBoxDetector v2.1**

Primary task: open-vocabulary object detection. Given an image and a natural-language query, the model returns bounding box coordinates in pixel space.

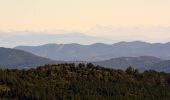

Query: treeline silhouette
[0,63,170,100]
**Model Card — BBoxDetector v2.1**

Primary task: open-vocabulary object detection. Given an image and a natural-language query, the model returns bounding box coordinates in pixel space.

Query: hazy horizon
[0,0,170,47]
[1,26,170,47]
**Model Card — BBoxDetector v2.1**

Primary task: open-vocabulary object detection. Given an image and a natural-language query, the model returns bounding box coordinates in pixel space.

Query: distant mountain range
[0,47,59,69]
[15,41,170,61]
[1,41,170,72]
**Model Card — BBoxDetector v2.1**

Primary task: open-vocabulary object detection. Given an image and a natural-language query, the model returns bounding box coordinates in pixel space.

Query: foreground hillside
[0,63,170,100]
[0,47,58,68]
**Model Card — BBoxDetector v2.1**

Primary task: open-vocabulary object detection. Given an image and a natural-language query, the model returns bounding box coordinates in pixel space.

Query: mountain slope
[93,56,162,70]
[15,41,170,61]
[0,47,57,68]
[148,60,170,72]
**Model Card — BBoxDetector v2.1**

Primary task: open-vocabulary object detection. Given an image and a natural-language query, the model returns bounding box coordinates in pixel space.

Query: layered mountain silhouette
[0,47,58,69]
[1,44,170,72]
[15,41,170,61]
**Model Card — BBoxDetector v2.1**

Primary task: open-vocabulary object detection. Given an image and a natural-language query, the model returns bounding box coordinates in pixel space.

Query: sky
[0,0,170,47]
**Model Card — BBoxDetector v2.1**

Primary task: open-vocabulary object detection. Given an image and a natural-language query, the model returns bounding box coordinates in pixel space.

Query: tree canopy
[0,63,170,100]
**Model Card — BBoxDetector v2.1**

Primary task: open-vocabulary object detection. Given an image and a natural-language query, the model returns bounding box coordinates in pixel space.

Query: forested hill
[0,63,170,100]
